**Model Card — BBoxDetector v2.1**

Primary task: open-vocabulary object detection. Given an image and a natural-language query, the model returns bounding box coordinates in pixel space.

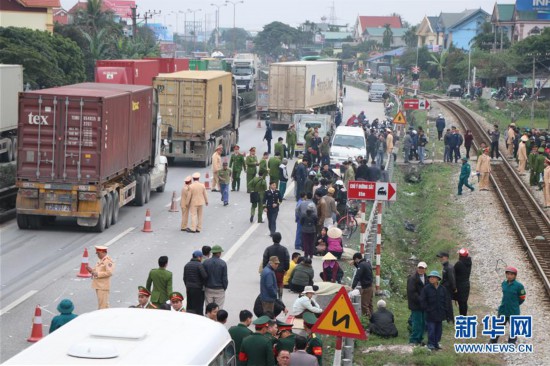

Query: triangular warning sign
[311,287,367,340]
[393,111,407,124]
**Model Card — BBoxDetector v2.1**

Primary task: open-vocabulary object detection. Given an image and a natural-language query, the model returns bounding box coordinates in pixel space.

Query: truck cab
[293,114,334,157]
[232,59,256,91]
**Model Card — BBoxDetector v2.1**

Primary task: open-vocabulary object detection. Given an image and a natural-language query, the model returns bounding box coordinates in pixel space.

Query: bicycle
[337,201,359,239]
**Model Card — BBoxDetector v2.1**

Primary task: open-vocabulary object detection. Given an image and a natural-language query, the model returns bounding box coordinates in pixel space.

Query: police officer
[180,176,192,231]
[274,320,295,356]
[286,125,297,159]
[239,315,275,366]
[491,266,526,344]
[249,172,267,224]
[228,310,253,365]
[268,152,282,187]
[230,145,246,192]
[274,137,286,159]
[134,286,158,309]
[303,312,323,365]
[169,292,186,312]
[86,245,115,309]
[246,147,259,193]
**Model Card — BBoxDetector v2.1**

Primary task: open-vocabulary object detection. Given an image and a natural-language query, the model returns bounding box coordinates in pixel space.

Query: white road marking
[104,227,135,247]
[0,221,17,233]
[0,290,38,316]
[224,223,259,262]
[165,196,181,207]
[284,181,295,199]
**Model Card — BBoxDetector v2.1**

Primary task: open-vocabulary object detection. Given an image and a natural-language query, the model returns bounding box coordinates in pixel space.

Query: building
[52,7,68,25]
[353,15,403,42]
[362,27,407,48]
[491,1,550,45]
[67,0,135,24]
[491,3,515,47]
[319,31,354,49]
[416,16,439,48]
[0,0,61,33]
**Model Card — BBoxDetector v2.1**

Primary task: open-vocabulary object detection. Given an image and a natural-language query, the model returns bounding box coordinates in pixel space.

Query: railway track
[438,100,550,297]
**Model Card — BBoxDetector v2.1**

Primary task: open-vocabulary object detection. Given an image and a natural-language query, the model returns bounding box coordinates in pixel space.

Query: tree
[382,24,394,50]
[470,22,510,51]
[402,25,418,48]
[220,28,249,54]
[254,21,300,58]
[510,27,550,74]
[427,50,448,84]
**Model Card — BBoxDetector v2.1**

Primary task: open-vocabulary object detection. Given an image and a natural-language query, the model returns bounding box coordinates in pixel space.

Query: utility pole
[531,54,535,129]
[225,0,244,55]
[211,3,226,49]
[188,8,202,53]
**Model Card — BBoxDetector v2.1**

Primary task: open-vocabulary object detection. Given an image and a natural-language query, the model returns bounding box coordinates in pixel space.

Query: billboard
[516,0,550,12]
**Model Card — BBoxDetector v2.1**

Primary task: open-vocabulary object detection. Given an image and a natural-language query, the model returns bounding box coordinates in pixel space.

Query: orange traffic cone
[77,248,92,278]
[27,305,43,342]
[169,191,179,212]
[142,209,153,232]
[204,173,211,190]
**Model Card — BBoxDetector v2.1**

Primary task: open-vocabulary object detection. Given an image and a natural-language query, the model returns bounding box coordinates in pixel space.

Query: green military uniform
[535,149,546,189]
[498,279,526,318]
[304,312,323,366]
[274,142,286,159]
[145,267,173,307]
[343,165,355,187]
[458,158,474,195]
[268,156,281,186]
[248,175,267,223]
[230,153,246,191]
[246,153,259,193]
[135,286,158,309]
[274,333,295,355]
[320,141,331,165]
[286,128,297,158]
[239,316,275,366]
[529,151,538,185]
[304,129,314,151]
[259,158,269,179]
[218,168,232,185]
[229,323,253,366]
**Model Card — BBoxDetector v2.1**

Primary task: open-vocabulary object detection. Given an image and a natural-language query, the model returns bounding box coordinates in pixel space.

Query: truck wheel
[28,215,41,230]
[156,171,167,192]
[144,174,151,203]
[104,194,113,229]
[111,191,119,225]
[17,213,29,229]
[93,197,107,232]
[134,175,146,206]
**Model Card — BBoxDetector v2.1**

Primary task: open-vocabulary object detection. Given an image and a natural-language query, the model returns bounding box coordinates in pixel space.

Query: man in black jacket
[262,232,290,299]
[264,181,282,236]
[407,261,427,345]
[420,271,451,351]
[183,250,208,315]
[435,114,446,140]
[437,251,456,322]
[355,159,370,181]
[454,248,472,316]
[368,300,398,337]
[351,253,374,317]
[367,129,378,164]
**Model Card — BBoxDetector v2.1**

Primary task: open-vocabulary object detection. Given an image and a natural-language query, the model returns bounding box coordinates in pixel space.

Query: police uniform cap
[138,286,151,297]
[170,292,184,301]
[185,176,192,183]
[253,315,271,326]
[521,135,529,142]
[192,172,201,179]
[303,312,318,327]
[94,245,108,253]
[461,157,468,161]
[211,245,224,253]
[276,320,293,331]
[216,144,223,150]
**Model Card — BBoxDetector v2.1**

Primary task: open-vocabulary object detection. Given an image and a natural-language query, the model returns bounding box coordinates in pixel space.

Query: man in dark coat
[420,271,451,351]
[229,310,253,366]
[183,250,208,315]
[435,114,446,140]
[264,122,273,154]
[253,294,287,318]
[454,248,472,316]
[352,253,374,317]
[437,251,455,322]
[368,300,398,337]
[260,256,280,314]
[355,159,370,181]
[367,129,378,164]
[239,316,275,366]
[264,181,282,236]
[295,159,309,200]
[407,261,427,345]
[262,232,290,299]
[146,256,173,308]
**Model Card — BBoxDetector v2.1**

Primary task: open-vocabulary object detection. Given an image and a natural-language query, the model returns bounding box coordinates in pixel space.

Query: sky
[61,0,514,33]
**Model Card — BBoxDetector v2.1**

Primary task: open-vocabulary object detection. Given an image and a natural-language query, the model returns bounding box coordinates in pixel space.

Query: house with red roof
[353,15,403,41]
[0,0,60,32]
[53,7,68,25]
[67,0,135,23]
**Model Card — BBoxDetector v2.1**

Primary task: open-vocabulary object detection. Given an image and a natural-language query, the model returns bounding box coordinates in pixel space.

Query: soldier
[211,144,223,192]
[286,124,297,159]
[186,172,208,233]
[320,136,331,167]
[268,152,282,187]
[169,292,185,312]
[180,176,192,231]
[476,148,491,191]
[145,255,172,308]
[264,181,282,236]
[274,137,286,159]
[134,286,158,309]
[86,245,115,309]
[535,147,547,190]
[249,172,267,224]
[274,321,296,356]
[544,158,550,208]
[259,152,270,180]
[386,129,394,157]
[218,161,232,206]
[506,123,516,158]
[246,147,259,193]
[457,157,474,195]
[228,310,253,365]
[230,145,246,191]
[239,315,276,366]
[528,146,539,186]
[518,135,528,175]
[303,312,323,365]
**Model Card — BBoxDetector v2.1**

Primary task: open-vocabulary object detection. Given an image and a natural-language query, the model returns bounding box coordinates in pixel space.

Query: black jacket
[262,243,290,273]
[356,165,370,180]
[454,257,472,289]
[183,259,208,289]
[367,134,378,151]
[369,166,381,181]
[369,308,398,337]
[441,261,456,294]
[253,294,286,317]
[420,283,451,322]
[263,189,282,212]
[435,117,446,131]
[407,272,426,311]
[352,259,373,289]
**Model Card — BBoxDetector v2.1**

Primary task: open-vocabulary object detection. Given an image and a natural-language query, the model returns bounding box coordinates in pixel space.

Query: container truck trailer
[16,83,168,231]
[154,71,240,166]
[0,64,22,162]
[268,61,338,127]
[95,60,160,86]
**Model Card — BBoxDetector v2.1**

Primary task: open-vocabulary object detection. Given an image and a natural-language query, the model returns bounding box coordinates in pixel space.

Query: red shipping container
[18,83,153,184]
[145,57,189,73]
[95,59,159,86]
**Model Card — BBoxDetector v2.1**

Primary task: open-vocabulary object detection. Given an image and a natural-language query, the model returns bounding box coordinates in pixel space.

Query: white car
[329,126,367,167]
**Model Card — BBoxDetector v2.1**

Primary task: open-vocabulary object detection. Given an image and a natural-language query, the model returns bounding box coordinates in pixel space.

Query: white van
[4,308,236,365]
[329,126,367,166]
[369,82,386,102]
[294,113,334,157]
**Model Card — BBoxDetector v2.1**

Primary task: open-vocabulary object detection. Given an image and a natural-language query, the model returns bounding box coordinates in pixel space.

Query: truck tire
[156,171,167,192]
[93,197,107,232]
[144,174,151,204]
[28,215,41,230]
[111,191,119,226]
[17,213,29,229]
[104,194,113,229]
[134,175,146,206]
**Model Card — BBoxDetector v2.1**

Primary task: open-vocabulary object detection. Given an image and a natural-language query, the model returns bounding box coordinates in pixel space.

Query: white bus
[5,308,236,365]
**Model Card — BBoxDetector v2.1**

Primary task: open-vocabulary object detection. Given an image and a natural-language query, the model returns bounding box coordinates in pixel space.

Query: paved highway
[0,85,384,361]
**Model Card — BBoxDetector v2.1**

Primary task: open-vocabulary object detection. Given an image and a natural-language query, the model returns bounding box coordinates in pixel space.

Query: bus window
[208,341,236,366]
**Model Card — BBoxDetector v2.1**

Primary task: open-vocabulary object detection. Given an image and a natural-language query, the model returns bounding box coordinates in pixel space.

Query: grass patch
[351,164,503,365]
[462,99,550,130]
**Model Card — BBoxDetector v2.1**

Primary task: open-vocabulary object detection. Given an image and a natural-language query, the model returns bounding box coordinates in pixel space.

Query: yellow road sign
[396,87,404,96]
[311,287,367,340]
[393,111,407,124]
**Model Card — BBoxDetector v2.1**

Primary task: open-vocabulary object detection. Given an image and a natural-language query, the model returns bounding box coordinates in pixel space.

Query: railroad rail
[438,100,550,297]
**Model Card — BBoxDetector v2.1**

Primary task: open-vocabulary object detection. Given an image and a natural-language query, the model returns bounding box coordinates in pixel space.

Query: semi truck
[255,68,269,119]
[154,71,240,166]
[95,58,190,86]
[16,83,168,231]
[0,64,22,162]
[232,54,259,91]
[268,61,338,127]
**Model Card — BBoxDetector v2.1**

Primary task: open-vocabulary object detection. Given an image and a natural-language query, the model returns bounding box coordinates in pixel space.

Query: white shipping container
[0,64,23,133]
[268,61,337,112]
